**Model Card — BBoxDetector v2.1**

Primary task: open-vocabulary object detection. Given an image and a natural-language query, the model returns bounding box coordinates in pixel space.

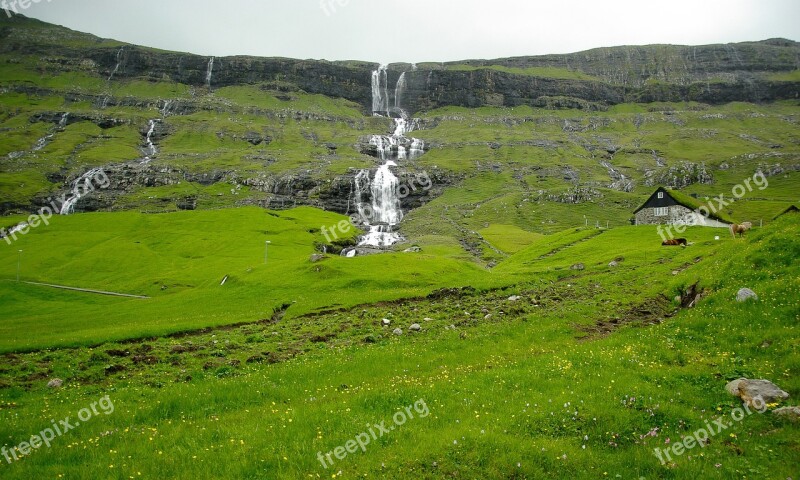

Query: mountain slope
[0,13,798,260]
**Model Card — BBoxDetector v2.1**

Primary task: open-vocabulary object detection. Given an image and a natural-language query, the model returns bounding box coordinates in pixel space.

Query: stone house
[633,187,730,227]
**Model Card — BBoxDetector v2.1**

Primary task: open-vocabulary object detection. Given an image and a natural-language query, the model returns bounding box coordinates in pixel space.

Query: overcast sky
[15,0,800,63]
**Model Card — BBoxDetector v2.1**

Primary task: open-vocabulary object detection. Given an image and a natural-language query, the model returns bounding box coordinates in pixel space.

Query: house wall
[635,205,729,227]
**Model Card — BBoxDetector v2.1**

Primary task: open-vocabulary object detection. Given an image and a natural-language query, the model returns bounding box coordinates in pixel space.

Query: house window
[657,192,664,199]
[654,207,668,216]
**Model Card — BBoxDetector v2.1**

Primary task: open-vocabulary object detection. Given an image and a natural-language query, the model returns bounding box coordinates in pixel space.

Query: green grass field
[0,211,797,479]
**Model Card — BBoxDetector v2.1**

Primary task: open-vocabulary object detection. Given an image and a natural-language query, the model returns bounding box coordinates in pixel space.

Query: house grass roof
[635,188,735,224]
[773,204,799,220]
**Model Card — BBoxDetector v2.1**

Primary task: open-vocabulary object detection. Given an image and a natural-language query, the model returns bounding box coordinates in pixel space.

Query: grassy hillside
[0,214,797,479]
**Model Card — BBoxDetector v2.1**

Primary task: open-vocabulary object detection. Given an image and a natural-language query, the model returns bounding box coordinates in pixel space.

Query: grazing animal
[662,238,688,246]
[729,222,752,239]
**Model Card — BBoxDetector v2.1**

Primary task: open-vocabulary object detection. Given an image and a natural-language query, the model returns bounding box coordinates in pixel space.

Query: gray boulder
[392,328,403,336]
[772,406,800,421]
[726,378,789,408]
[736,288,758,302]
[310,254,326,263]
[570,263,585,271]
[409,324,422,332]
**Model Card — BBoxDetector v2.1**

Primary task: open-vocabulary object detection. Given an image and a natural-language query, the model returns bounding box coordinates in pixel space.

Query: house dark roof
[634,187,734,224]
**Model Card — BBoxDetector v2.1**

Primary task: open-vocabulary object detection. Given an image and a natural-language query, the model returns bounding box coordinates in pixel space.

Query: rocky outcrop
[645,161,713,188]
[25,161,456,217]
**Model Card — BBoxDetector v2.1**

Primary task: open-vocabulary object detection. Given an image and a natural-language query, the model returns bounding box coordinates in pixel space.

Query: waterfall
[350,66,427,251]
[371,65,388,114]
[142,120,158,164]
[60,168,106,215]
[206,57,215,88]
[161,100,173,117]
[59,113,69,128]
[33,134,54,151]
[353,162,403,248]
[394,72,407,113]
[370,162,403,225]
[108,47,124,82]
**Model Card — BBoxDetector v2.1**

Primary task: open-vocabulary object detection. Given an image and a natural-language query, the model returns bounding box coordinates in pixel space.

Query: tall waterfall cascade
[142,120,158,164]
[350,65,426,251]
[108,47,124,82]
[206,57,215,88]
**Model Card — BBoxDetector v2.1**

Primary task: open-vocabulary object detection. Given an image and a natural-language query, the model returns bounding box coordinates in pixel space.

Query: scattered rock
[392,328,403,336]
[570,263,585,271]
[608,261,619,268]
[423,317,433,322]
[409,324,422,332]
[508,295,521,302]
[726,378,789,407]
[47,378,63,389]
[404,246,422,253]
[772,406,800,421]
[381,319,391,327]
[484,314,492,320]
[310,253,326,263]
[736,288,758,302]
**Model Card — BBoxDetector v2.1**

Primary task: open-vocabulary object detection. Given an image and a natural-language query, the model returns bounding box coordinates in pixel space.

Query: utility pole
[264,241,271,265]
[17,250,22,282]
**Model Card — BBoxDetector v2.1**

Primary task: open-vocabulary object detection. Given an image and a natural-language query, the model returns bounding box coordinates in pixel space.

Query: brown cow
[729,222,752,239]
[662,238,688,246]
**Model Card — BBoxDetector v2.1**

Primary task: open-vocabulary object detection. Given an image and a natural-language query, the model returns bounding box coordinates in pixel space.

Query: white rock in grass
[381,319,391,327]
[47,378,64,389]
[409,324,422,332]
[736,288,758,302]
[393,328,403,336]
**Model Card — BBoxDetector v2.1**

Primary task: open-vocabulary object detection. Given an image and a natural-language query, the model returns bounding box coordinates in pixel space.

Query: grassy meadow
[0,209,798,479]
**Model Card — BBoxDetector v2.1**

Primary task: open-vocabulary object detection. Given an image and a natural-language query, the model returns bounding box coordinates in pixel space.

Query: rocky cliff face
[1,15,797,114]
